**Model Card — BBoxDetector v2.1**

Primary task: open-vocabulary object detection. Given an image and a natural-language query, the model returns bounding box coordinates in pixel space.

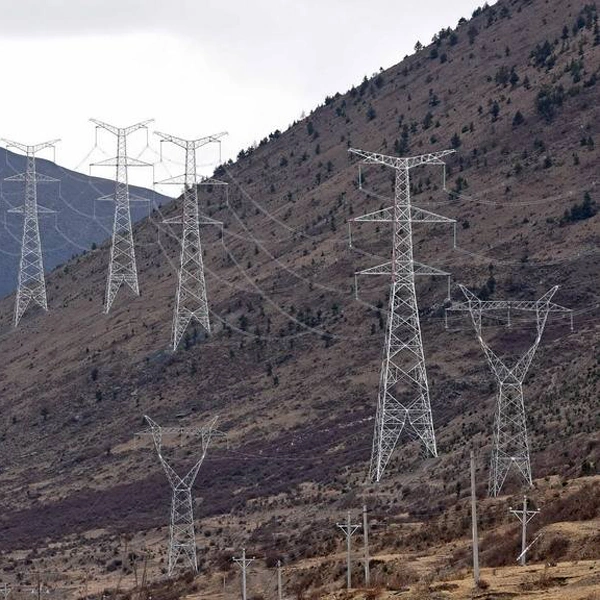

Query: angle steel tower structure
[349,148,456,482]
[90,119,153,313]
[155,131,226,351]
[141,415,219,576]
[449,285,572,496]
[2,139,59,326]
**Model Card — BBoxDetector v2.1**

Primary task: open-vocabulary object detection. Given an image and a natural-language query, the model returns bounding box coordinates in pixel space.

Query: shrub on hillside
[535,85,565,122]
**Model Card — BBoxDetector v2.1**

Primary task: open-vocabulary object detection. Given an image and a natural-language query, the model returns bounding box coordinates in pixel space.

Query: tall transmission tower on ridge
[90,119,153,313]
[138,415,222,576]
[154,131,226,351]
[349,148,456,482]
[448,285,572,496]
[1,138,59,326]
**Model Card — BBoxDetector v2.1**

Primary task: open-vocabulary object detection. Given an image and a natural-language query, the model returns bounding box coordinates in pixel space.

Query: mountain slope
[0,0,598,594]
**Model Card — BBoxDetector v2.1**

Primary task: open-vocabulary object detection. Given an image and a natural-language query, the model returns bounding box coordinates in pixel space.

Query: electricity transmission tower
[2,139,59,326]
[90,119,153,313]
[139,415,221,576]
[349,148,456,482]
[336,511,360,590]
[154,131,226,351]
[510,495,540,566]
[448,285,572,496]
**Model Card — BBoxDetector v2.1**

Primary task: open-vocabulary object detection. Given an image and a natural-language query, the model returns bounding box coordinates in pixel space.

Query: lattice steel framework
[90,119,153,313]
[2,139,59,326]
[349,148,456,482]
[155,131,226,350]
[448,285,572,496]
[142,415,220,576]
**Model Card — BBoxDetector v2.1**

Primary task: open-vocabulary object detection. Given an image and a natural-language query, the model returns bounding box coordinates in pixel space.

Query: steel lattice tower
[90,119,153,313]
[349,148,456,482]
[449,285,572,496]
[2,139,59,326]
[155,131,226,351]
[141,415,221,576]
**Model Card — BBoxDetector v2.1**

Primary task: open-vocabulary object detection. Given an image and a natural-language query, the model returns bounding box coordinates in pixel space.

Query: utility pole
[233,548,254,600]
[337,511,360,590]
[447,286,572,496]
[1,138,59,326]
[510,496,540,566]
[362,505,371,587]
[138,415,223,576]
[470,450,480,585]
[1,583,11,600]
[348,148,456,481]
[276,560,283,600]
[90,118,153,313]
[154,130,226,351]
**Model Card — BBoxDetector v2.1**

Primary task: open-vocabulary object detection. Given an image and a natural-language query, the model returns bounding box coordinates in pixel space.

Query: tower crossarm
[449,299,570,313]
[156,174,228,187]
[90,156,152,168]
[352,205,455,223]
[5,173,59,184]
[155,131,228,150]
[140,417,223,538]
[349,148,455,169]
[356,261,449,277]
[1,138,60,156]
[90,118,153,137]
[411,206,456,223]
[139,416,223,448]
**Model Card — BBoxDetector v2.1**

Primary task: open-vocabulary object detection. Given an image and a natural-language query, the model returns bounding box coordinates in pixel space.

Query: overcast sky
[0,0,493,186]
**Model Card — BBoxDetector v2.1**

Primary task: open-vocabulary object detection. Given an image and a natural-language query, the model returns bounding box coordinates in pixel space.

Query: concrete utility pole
[470,450,480,585]
[510,496,540,565]
[233,548,254,600]
[1,583,11,600]
[337,512,360,590]
[277,560,283,600]
[362,505,371,587]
